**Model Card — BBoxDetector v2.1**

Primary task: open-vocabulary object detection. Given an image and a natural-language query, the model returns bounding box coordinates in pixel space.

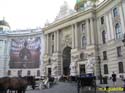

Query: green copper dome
[75,0,97,11]
[0,20,10,27]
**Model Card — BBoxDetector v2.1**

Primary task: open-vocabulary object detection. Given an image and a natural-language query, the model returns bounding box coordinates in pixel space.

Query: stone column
[72,24,75,49]
[90,18,95,44]
[45,34,48,54]
[54,32,57,52]
[74,23,78,48]
[109,13,114,39]
[86,19,91,45]
[105,14,111,41]
[57,30,60,52]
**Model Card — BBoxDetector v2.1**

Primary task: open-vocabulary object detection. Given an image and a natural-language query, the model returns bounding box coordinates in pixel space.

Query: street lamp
[122,34,125,46]
[98,56,103,84]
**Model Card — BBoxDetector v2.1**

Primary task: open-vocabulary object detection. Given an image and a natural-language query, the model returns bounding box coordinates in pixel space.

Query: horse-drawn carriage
[77,74,96,93]
[38,76,55,89]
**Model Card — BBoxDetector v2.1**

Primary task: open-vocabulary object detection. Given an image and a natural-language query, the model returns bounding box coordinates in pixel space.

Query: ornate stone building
[43,0,125,78]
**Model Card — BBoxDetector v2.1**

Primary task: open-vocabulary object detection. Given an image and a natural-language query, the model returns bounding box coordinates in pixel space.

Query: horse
[0,77,10,93]
[22,76,36,89]
[0,76,36,93]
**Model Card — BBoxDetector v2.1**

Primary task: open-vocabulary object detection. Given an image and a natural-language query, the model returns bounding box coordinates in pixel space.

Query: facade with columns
[43,0,125,78]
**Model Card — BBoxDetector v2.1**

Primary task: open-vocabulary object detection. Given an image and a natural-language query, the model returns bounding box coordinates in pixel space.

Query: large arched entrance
[63,46,71,75]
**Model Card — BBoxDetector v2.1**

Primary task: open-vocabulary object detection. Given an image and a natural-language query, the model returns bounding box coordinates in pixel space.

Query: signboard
[9,37,41,68]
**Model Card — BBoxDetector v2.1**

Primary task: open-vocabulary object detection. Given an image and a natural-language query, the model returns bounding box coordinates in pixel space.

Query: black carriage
[77,74,96,93]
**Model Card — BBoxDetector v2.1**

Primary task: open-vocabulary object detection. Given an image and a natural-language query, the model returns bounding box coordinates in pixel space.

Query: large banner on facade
[9,37,41,68]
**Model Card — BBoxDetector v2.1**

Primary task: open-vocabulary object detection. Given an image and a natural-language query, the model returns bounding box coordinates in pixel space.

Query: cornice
[43,8,96,33]
[96,0,121,13]
[43,0,122,34]
[0,29,43,37]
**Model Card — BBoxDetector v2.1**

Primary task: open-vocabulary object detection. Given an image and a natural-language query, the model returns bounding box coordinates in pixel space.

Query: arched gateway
[62,46,71,75]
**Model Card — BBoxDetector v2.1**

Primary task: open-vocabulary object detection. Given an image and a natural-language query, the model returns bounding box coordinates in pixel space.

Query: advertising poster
[9,37,41,68]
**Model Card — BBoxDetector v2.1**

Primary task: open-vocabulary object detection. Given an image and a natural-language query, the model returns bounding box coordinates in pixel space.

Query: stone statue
[86,57,95,75]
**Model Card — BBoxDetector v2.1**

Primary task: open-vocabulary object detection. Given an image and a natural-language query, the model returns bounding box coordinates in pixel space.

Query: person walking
[111,72,117,87]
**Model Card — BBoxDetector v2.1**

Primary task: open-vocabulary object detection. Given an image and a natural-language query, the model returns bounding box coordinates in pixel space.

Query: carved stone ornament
[62,34,72,46]
[71,55,79,61]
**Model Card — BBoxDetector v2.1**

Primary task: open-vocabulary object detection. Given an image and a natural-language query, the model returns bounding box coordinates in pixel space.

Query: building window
[81,23,86,33]
[27,70,31,76]
[8,70,11,76]
[80,53,84,60]
[48,58,51,64]
[113,7,118,17]
[52,45,54,53]
[80,64,86,75]
[52,33,54,40]
[37,70,40,76]
[117,46,122,57]
[18,70,22,77]
[118,62,124,73]
[101,16,104,24]
[102,30,106,44]
[115,23,122,39]
[104,64,108,74]
[82,36,86,48]
[103,51,107,60]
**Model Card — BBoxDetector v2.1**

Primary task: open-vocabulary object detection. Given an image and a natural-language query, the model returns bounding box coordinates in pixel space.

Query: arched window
[104,64,108,74]
[27,70,31,76]
[118,62,124,73]
[37,70,40,76]
[82,36,86,48]
[115,23,122,39]
[52,33,54,40]
[81,23,86,33]
[102,30,106,44]
[113,7,118,17]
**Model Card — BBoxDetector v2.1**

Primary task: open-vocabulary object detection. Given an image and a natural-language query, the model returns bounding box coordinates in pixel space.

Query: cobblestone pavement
[26,82,105,93]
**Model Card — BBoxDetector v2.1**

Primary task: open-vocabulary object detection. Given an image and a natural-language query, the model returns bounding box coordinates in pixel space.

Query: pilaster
[109,13,114,39]
[57,30,60,52]
[72,24,75,49]
[119,4,125,33]
[86,19,91,45]
[90,18,95,45]
[54,32,57,52]
[74,23,79,49]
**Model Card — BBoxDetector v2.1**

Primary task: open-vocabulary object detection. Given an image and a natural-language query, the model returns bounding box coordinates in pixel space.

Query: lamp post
[122,34,125,46]
[98,56,103,84]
